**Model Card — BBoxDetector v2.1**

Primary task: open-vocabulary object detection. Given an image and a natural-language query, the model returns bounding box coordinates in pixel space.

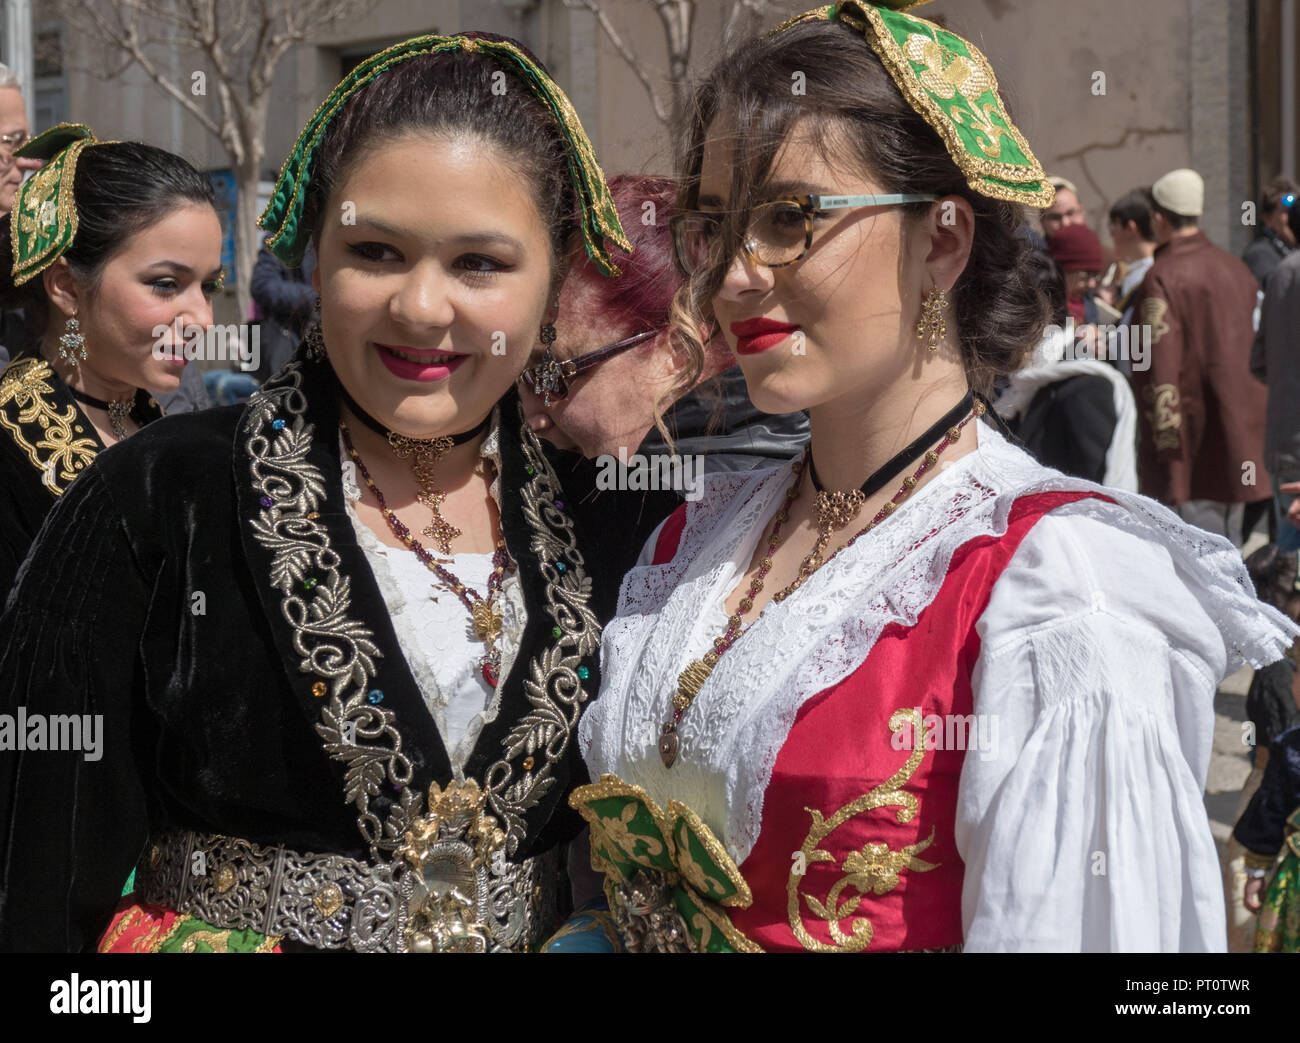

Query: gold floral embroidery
[571,775,762,952]
[677,839,728,899]
[0,356,99,495]
[600,803,664,861]
[147,913,196,951]
[904,35,1006,158]
[787,707,940,952]
[178,927,233,953]
[1140,296,1171,344]
[11,137,94,285]
[1142,383,1182,451]
[906,34,990,101]
[766,3,1054,207]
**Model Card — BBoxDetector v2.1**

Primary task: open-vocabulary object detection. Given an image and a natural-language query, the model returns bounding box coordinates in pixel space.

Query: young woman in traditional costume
[0,33,672,953]
[572,1,1299,953]
[0,127,222,594]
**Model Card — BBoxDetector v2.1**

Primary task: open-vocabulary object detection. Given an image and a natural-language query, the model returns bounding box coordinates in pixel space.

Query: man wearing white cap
[1128,168,1272,545]
[1040,174,1087,241]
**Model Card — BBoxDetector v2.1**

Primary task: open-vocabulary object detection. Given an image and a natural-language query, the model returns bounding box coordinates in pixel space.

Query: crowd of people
[0,0,1298,954]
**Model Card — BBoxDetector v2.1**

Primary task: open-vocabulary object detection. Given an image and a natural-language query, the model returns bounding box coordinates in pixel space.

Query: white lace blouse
[339,416,526,777]
[580,418,1299,952]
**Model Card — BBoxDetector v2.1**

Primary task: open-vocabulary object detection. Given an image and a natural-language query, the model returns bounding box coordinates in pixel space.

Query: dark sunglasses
[521,329,658,406]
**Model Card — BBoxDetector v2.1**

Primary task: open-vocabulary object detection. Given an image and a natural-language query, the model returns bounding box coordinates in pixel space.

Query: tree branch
[58,1,224,140]
[562,0,671,123]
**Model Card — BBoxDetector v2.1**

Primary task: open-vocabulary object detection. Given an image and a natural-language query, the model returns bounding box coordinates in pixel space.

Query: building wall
[47,0,1278,260]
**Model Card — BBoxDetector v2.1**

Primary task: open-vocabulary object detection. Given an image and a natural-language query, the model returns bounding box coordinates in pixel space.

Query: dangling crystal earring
[539,321,557,346]
[303,295,325,362]
[59,315,87,366]
[915,285,949,353]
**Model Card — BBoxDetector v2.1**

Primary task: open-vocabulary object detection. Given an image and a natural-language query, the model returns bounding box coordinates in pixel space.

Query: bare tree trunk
[50,0,372,330]
[233,155,261,325]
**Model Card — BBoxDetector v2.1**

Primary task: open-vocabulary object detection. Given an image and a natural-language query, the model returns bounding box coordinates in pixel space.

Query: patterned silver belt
[136,829,559,953]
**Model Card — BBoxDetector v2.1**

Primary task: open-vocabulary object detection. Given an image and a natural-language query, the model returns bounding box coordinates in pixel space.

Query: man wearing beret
[1048,223,1104,325]
[1129,168,1272,545]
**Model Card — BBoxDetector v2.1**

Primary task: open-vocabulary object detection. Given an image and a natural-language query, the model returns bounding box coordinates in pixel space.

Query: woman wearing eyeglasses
[0,35,676,954]
[571,1,1298,953]
[519,173,808,470]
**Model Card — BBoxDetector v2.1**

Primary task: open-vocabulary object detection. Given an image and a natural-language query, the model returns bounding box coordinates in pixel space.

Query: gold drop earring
[915,284,949,353]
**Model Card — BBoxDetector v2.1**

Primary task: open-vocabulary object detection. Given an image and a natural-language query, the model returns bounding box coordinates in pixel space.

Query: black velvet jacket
[0,352,165,596]
[0,349,675,951]
[1234,723,1300,861]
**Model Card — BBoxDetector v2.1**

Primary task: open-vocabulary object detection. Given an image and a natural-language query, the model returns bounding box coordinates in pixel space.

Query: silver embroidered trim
[484,406,602,854]
[243,366,599,860]
[243,361,412,859]
[136,830,558,953]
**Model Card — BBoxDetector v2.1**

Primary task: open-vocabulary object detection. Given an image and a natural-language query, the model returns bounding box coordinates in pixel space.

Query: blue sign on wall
[207,168,237,281]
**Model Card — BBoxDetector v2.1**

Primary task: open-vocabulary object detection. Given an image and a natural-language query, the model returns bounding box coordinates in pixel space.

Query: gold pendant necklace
[659,400,983,768]
[342,419,514,687]
[386,432,462,553]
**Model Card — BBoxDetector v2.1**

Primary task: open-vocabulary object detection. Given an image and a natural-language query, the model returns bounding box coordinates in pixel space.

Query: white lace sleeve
[955,505,1231,952]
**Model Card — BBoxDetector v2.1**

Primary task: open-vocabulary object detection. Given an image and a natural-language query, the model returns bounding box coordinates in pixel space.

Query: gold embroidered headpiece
[259,32,631,275]
[767,1,1054,209]
[11,123,116,286]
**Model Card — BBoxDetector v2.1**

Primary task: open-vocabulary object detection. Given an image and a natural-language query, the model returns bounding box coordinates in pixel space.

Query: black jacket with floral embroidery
[0,347,675,951]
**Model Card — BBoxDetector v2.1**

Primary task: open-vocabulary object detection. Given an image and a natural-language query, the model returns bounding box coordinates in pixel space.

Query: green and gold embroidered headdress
[10,123,114,286]
[769,1,1054,208]
[259,33,631,275]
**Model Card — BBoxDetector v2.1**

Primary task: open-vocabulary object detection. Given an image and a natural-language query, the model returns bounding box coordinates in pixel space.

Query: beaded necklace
[658,397,985,768]
[340,418,515,688]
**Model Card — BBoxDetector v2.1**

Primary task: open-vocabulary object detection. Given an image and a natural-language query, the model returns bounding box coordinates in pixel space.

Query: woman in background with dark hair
[0,35,671,953]
[573,1,1297,953]
[0,124,222,594]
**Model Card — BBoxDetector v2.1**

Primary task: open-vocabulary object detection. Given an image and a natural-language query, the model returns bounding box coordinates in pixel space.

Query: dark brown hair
[1261,174,1299,216]
[0,142,216,351]
[1108,188,1155,243]
[670,18,1049,397]
[303,38,578,273]
[1246,543,1300,623]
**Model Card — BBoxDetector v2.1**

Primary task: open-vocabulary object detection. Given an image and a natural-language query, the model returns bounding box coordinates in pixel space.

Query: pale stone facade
[31,0,1299,266]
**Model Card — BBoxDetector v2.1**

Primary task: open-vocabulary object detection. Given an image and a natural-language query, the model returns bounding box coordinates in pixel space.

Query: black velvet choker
[335,379,490,447]
[809,390,976,496]
[67,386,135,412]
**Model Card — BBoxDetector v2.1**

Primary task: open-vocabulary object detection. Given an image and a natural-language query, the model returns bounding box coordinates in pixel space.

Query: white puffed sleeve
[955,503,1234,952]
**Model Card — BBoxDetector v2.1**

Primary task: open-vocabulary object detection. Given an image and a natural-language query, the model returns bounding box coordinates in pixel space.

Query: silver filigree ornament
[58,315,86,366]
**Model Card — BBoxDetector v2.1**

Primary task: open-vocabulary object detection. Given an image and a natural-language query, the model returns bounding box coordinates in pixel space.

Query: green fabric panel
[156,917,271,953]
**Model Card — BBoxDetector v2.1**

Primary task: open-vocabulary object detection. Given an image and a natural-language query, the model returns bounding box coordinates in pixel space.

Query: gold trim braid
[0,356,99,495]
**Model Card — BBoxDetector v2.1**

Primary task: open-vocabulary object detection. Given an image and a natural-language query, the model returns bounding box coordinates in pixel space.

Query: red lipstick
[729,318,800,355]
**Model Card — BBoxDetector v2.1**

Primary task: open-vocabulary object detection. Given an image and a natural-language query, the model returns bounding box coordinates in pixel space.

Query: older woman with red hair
[519,173,808,470]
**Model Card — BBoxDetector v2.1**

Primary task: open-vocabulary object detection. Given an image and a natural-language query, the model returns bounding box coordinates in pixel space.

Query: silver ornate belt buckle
[397,779,506,953]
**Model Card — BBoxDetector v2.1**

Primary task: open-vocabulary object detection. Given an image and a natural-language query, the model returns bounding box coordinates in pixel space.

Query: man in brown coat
[1129,168,1272,545]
